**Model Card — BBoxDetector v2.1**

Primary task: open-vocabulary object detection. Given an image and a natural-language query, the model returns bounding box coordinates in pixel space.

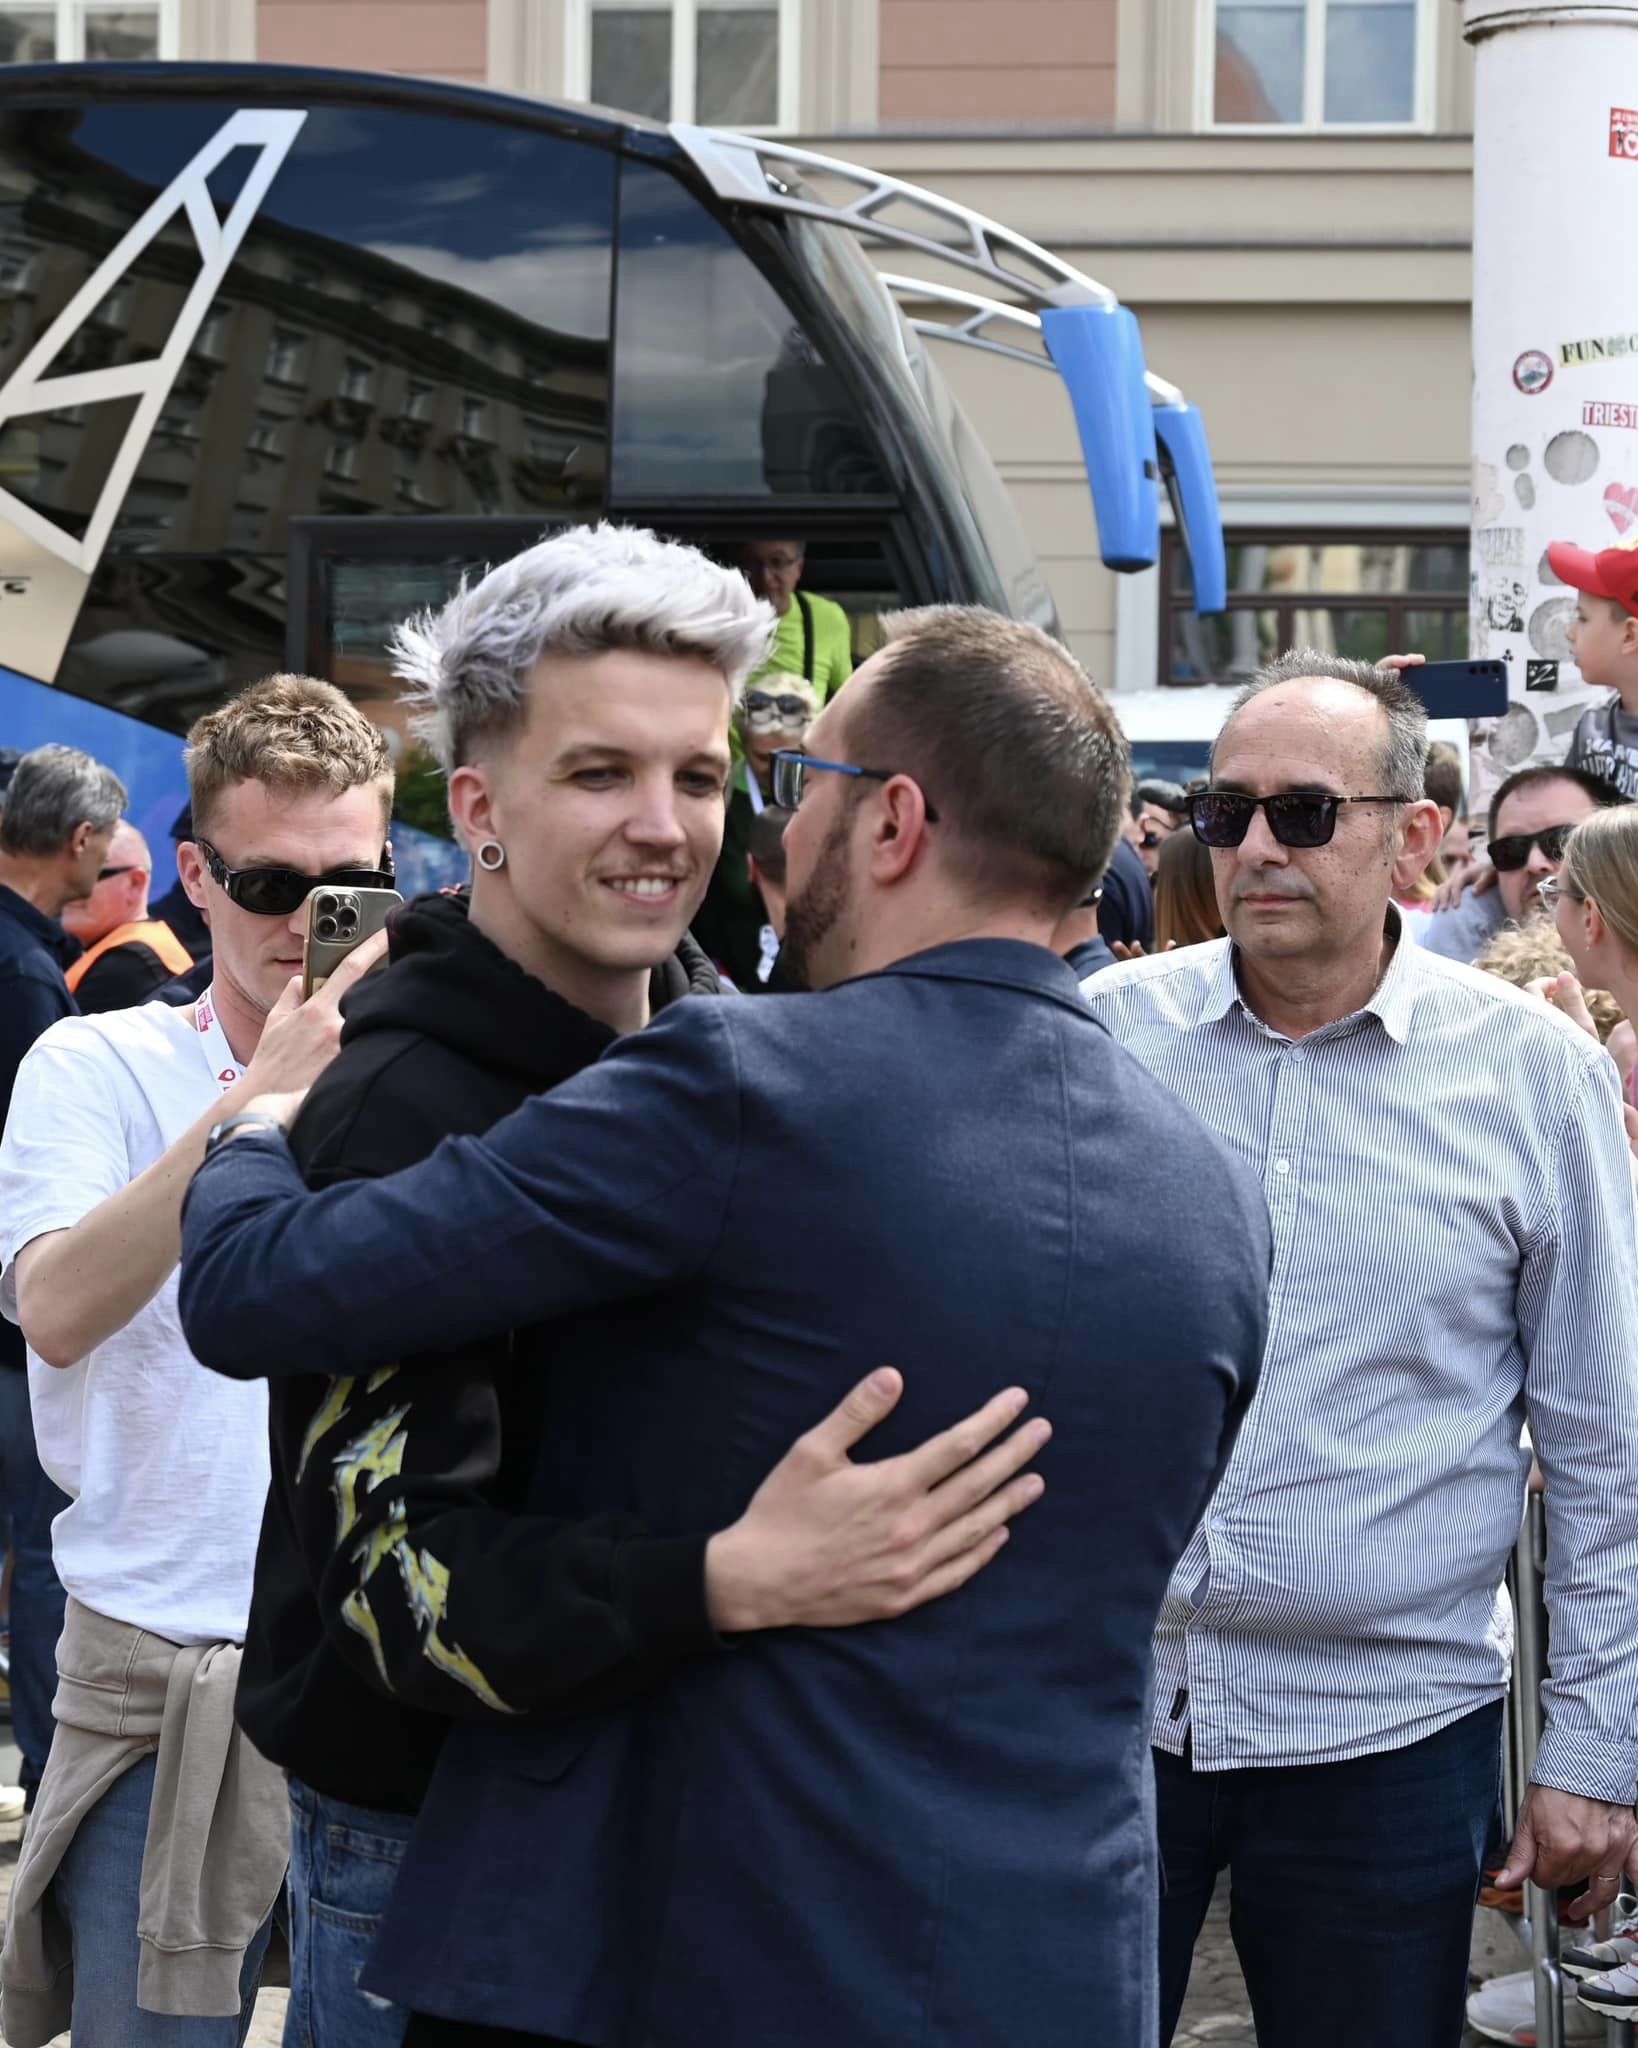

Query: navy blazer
[181,940,1269,2047]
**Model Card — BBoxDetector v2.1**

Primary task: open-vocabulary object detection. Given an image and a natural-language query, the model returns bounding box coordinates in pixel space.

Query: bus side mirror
[1039,304,1159,576]
[1154,402,1227,617]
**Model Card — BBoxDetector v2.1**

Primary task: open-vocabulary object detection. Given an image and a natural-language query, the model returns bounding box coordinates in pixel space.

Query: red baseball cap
[1547,534,1638,616]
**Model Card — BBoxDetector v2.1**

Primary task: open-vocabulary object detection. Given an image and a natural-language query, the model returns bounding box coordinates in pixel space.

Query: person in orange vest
[62,821,192,1014]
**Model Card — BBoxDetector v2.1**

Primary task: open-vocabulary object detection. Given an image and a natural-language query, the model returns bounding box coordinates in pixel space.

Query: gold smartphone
[301,885,402,999]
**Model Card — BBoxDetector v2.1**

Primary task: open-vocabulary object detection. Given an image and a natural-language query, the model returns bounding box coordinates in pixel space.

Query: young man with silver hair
[213,524,1048,2047]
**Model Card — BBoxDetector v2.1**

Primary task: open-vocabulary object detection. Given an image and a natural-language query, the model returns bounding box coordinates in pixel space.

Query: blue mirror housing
[1153,402,1226,617]
[1039,303,1160,575]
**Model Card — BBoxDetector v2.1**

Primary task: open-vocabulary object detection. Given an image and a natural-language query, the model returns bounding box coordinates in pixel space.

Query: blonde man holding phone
[0,674,396,2048]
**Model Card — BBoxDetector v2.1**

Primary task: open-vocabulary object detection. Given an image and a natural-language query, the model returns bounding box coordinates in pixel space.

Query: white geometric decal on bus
[0,109,305,576]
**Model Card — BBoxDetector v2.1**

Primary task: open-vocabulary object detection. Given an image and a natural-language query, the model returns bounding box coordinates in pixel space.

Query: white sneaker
[0,1784,27,1824]
[1467,1966,1603,2043]
[1563,1909,1638,1981]
[1579,1953,1638,2020]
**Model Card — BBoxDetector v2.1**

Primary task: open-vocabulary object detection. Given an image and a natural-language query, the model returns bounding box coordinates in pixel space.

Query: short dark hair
[747,803,791,884]
[852,606,1129,912]
[1487,762,1626,842]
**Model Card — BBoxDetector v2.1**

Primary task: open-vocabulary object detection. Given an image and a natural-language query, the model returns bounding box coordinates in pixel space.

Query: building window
[339,356,375,402]
[247,411,284,458]
[458,395,489,440]
[1206,0,1429,128]
[1163,532,1468,687]
[324,438,361,481]
[403,380,433,421]
[0,1,175,61]
[194,304,232,360]
[265,326,308,386]
[574,0,797,130]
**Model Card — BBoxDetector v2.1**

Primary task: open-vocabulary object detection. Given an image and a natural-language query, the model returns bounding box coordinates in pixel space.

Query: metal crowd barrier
[1509,1491,1634,2047]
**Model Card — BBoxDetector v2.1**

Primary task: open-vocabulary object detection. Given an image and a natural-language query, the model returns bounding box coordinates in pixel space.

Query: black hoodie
[234,892,722,1815]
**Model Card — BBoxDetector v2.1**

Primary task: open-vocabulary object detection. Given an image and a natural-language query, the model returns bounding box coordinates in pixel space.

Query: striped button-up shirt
[1084,923,1638,1798]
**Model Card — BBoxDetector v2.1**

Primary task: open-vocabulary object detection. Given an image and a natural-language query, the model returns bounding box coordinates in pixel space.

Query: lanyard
[193,986,245,1094]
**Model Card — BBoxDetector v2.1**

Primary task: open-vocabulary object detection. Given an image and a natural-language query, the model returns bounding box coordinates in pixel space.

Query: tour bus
[0,64,1226,889]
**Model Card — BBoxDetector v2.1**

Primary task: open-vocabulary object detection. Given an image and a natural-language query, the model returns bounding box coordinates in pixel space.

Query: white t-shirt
[0,1001,268,1645]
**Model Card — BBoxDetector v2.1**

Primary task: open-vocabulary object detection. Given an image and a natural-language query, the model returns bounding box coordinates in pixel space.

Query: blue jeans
[284,1778,412,2048]
[53,1749,273,2046]
[0,1367,69,1799]
[1156,1699,1504,2048]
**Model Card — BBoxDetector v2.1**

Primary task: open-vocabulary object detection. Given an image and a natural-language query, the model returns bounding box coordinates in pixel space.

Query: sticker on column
[1611,108,1638,160]
[1513,351,1554,395]
[1526,661,1560,692]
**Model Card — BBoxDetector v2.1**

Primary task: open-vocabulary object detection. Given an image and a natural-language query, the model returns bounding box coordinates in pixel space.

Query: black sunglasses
[193,836,395,917]
[95,864,139,881]
[1190,790,1402,851]
[1487,823,1572,873]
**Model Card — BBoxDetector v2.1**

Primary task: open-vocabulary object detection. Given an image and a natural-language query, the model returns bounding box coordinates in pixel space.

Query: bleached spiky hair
[392,523,778,771]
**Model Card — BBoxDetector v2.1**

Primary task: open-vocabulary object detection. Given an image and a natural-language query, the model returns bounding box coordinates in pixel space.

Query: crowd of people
[3,518,1638,2048]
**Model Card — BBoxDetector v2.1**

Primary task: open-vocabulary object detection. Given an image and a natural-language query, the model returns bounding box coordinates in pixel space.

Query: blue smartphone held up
[1399,659,1510,721]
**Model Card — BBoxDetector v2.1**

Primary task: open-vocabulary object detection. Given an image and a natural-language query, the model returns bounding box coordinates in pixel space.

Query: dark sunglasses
[193,836,395,917]
[1190,790,1402,851]
[96,864,139,881]
[741,690,812,722]
[1487,823,1572,873]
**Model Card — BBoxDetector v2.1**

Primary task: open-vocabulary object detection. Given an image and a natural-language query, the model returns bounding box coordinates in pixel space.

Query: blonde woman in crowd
[1475,920,1624,1045]
[1539,805,1638,1098]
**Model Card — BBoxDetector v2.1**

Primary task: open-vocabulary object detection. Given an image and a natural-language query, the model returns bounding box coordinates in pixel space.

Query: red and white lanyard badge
[193,986,245,1094]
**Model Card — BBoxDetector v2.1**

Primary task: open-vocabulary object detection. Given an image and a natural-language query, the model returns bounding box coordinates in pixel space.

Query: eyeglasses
[192,836,395,917]
[1536,877,1586,910]
[1488,824,1573,873]
[771,751,940,822]
[1190,789,1402,851]
[741,690,813,724]
[96,864,139,881]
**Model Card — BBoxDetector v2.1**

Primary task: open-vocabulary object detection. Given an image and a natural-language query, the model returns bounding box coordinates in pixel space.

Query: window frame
[1158,526,1470,688]
[1197,0,1437,134]
[1,0,180,61]
[566,0,802,134]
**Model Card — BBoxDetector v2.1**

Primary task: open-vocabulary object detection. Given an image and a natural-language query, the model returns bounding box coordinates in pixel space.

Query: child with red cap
[1549,532,1638,797]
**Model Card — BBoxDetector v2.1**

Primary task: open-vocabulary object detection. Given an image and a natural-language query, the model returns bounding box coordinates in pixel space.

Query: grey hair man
[1084,650,1638,2048]
[0,743,124,1817]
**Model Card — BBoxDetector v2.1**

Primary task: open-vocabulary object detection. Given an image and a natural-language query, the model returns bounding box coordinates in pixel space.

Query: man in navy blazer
[180,606,1270,2048]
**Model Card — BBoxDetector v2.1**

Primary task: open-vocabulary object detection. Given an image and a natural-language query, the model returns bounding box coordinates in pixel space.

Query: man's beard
[779,810,852,992]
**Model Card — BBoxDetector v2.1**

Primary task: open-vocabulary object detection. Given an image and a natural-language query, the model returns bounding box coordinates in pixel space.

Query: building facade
[0,0,1476,700]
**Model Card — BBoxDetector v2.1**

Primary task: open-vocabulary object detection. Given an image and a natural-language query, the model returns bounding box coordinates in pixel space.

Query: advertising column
[1464,0,1638,806]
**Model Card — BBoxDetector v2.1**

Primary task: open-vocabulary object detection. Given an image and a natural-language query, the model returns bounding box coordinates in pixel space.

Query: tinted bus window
[0,99,615,731]
[611,160,886,498]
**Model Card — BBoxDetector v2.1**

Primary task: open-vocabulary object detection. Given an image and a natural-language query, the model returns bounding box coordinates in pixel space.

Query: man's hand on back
[703,1370,1049,1633]
[1497,1784,1638,1921]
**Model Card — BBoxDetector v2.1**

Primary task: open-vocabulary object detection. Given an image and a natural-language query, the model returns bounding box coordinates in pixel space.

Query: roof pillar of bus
[670,125,1228,619]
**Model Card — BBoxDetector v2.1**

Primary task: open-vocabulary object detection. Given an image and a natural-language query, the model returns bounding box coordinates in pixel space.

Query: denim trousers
[284,1778,413,2048]
[52,1750,273,2046]
[1155,1699,1505,2048]
[0,1366,70,1799]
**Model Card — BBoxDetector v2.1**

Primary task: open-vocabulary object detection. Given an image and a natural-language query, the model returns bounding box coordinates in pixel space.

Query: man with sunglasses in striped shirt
[1083,649,1638,2048]
[0,675,397,2045]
